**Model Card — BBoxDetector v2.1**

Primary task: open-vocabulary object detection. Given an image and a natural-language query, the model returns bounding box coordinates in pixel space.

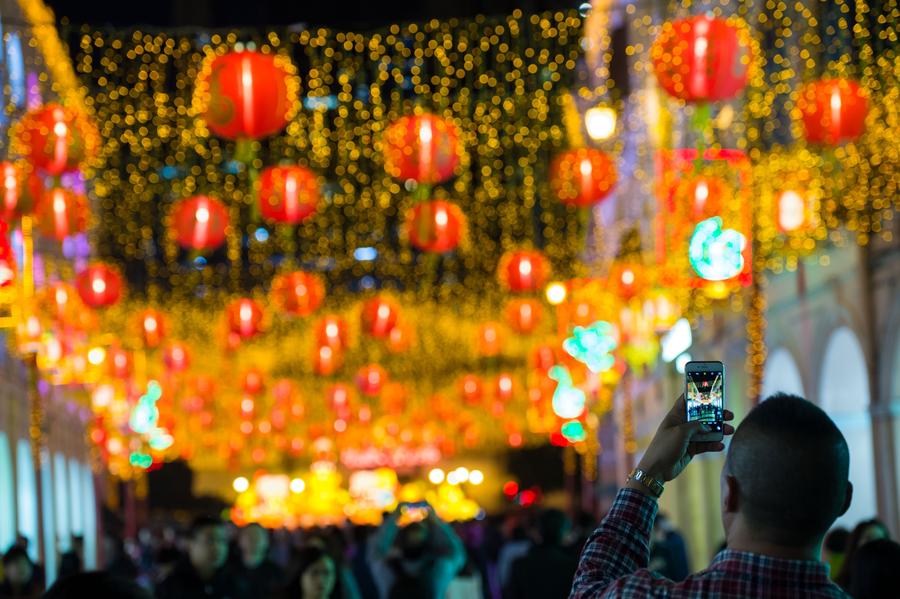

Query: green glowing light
[688,217,746,281]
[562,321,617,372]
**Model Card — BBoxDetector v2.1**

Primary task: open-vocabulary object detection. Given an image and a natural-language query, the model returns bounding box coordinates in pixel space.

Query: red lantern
[36,187,88,241]
[37,282,79,322]
[139,309,166,348]
[360,297,399,338]
[12,103,99,175]
[195,50,297,140]
[382,113,461,184]
[495,373,515,402]
[609,262,647,300]
[172,195,229,251]
[355,364,387,397]
[313,344,342,376]
[498,250,550,294]
[108,347,133,379]
[381,383,407,415]
[193,375,217,401]
[505,299,543,334]
[570,300,597,327]
[531,345,558,372]
[775,189,812,233]
[387,322,415,354]
[477,322,503,357]
[241,368,266,396]
[459,374,484,406]
[1,162,42,219]
[651,16,753,102]
[0,222,15,288]
[405,200,465,253]
[271,271,325,316]
[549,149,617,207]
[163,342,191,372]
[328,384,353,420]
[225,298,265,339]
[797,79,868,145]
[315,315,349,351]
[258,165,319,224]
[75,264,123,308]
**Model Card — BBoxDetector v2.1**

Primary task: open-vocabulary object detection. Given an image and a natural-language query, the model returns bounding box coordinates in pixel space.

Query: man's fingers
[723,423,735,436]
[723,410,735,421]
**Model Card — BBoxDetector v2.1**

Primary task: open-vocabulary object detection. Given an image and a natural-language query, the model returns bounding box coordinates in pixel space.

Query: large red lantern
[360,297,399,338]
[549,149,617,207]
[382,113,461,184]
[172,195,229,251]
[651,16,753,102]
[405,200,465,253]
[271,271,325,316]
[195,50,297,141]
[677,175,728,222]
[498,250,550,294]
[1,162,42,219]
[315,315,349,351]
[460,374,484,406]
[163,342,191,372]
[258,166,319,224]
[12,103,99,175]
[355,364,387,397]
[139,309,166,348]
[505,298,543,335]
[36,188,88,241]
[797,79,868,145]
[226,298,265,339]
[75,264,123,308]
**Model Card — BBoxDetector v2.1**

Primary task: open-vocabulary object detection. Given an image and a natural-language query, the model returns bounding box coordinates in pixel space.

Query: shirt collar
[711,549,832,579]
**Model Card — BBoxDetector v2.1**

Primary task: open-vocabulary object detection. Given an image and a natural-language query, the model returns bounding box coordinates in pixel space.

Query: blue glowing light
[688,217,746,281]
[562,321,617,373]
[354,247,378,261]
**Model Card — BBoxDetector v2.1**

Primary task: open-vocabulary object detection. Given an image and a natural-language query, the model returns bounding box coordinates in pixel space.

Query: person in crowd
[570,393,852,597]
[56,536,84,581]
[835,518,891,590]
[0,546,43,599]
[287,546,340,599]
[348,526,378,599]
[506,509,578,599]
[156,516,248,599]
[648,513,689,581]
[822,527,849,581]
[305,528,360,599]
[43,572,152,599]
[367,502,466,599]
[105,537,140,581]
[237,523,284,597]
[444,545,484,599]
[154,546,182,587]
[496,525,530,593]
[567,512,598,558]
[845,538,900,599]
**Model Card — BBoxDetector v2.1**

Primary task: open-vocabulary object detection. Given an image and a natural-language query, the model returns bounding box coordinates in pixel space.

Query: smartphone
[685,361,725,442]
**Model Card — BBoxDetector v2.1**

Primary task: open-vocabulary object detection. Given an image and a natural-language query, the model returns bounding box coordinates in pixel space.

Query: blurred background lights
[232,476,249,493]
[584,105,617,141]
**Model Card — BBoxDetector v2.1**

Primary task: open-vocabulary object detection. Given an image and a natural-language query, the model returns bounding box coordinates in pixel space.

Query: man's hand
[629,395,734,490]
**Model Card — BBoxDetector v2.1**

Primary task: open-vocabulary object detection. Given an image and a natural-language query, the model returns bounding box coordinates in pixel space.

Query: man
[156,516,248,599]
[507,509,579,599]
[0,546,43,598]
[367,503,466,599]
[236,523,283,596]
[570,393,852,598]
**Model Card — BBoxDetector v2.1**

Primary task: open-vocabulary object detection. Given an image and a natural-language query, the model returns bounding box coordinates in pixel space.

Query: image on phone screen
[686,370,723,433]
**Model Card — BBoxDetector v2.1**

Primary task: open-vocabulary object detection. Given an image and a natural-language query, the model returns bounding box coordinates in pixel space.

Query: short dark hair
[189,516,224,539]
[43,572,152,599]
[848,539,900,599]
[824,527,850,553]
[726,393,850,546]
[3,545,30,565]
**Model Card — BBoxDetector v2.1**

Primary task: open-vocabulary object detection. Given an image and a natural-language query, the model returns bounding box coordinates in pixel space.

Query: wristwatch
[627,468,664,498]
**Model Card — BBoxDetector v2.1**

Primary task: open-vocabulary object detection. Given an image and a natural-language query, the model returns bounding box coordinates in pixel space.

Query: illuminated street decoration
[689,217,747,281]
[549,365,586,419]
[129,381,162,435]
[563,321,617,373]
[561,420,586,443]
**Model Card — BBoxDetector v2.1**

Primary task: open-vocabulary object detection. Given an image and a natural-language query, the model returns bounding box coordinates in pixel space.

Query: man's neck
[726,520,823,561]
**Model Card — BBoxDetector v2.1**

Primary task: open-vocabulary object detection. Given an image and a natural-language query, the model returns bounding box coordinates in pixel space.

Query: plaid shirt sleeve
[569,488,660,598]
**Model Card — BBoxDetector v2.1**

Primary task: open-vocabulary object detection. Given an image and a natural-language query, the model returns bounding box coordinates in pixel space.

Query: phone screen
[686,367,724,433]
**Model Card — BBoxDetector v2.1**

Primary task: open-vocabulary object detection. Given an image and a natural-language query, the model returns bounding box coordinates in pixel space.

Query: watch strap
[627,468,664,498]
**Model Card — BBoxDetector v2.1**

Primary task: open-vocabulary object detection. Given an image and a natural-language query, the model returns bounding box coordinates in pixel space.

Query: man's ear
[722,474,740,514]
[839,482,853,517]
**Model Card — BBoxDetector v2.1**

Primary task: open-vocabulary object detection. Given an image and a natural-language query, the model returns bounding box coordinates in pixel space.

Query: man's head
[722,393,852,548]
[188,516,228,576]
[238,523,269,568]
[538,509,570,546]
[3,546,34,587]
[399,522,430,560]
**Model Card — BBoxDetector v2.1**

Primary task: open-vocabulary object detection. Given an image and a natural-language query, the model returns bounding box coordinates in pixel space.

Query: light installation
[549,365,586,419]
[688,217,746,281]
[563,321,617,373]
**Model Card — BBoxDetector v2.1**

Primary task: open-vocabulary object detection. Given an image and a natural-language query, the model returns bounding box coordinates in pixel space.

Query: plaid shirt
[570,488,850,598]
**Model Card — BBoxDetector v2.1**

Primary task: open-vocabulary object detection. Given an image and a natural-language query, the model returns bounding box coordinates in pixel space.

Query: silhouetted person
[507,509,578,599]
[0,547,43,599]
[822,527,849,581]
[648,513,689,581]
[846,538,900,599]
[43,572,151,599]
[156,516,248,599]
[835,518,890,589]
[57,536,84,581]
[287,546,341,599]
[571,393,851,597]
[236,523,283,597]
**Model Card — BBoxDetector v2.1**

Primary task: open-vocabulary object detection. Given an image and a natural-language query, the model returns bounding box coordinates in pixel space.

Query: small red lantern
[195,50,298,141]
[460,374,484,406]
[108,347,133,379]
[549,149,617,207]
[570,300,597,327]
[797,79,868,145]
[355,364,387,397]
[609,262,647,300]
[258,165,319,224]
[313,344,342,376]
[226,298,265,339]
[505,298,543,335]
[477,322,503,357]
[405,200,465,253]
[0,223,13,288]
[75,263,123,308]
[382,113,461,184]
[328,384,353,420]
[36,187,88,241]
[498,250,550,294]
[163,341,191,372]
[531,345,558,372]
[315,315,349,351]
[241,368,266,396]
[12,103,99,175]
[651,15,753,102]
[272,378,297,405]
[1,162,42,219]
[172,195,229,251]
[495,373,515,402]
[271,271,325,316]
[139,309,166,348]
[387,322,415,354]
[193,375,217,401]
[37,282,81,323]
[360,297,399,338]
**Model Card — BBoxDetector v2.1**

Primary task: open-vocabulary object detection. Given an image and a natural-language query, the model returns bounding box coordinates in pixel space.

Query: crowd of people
[2,393,900,598]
